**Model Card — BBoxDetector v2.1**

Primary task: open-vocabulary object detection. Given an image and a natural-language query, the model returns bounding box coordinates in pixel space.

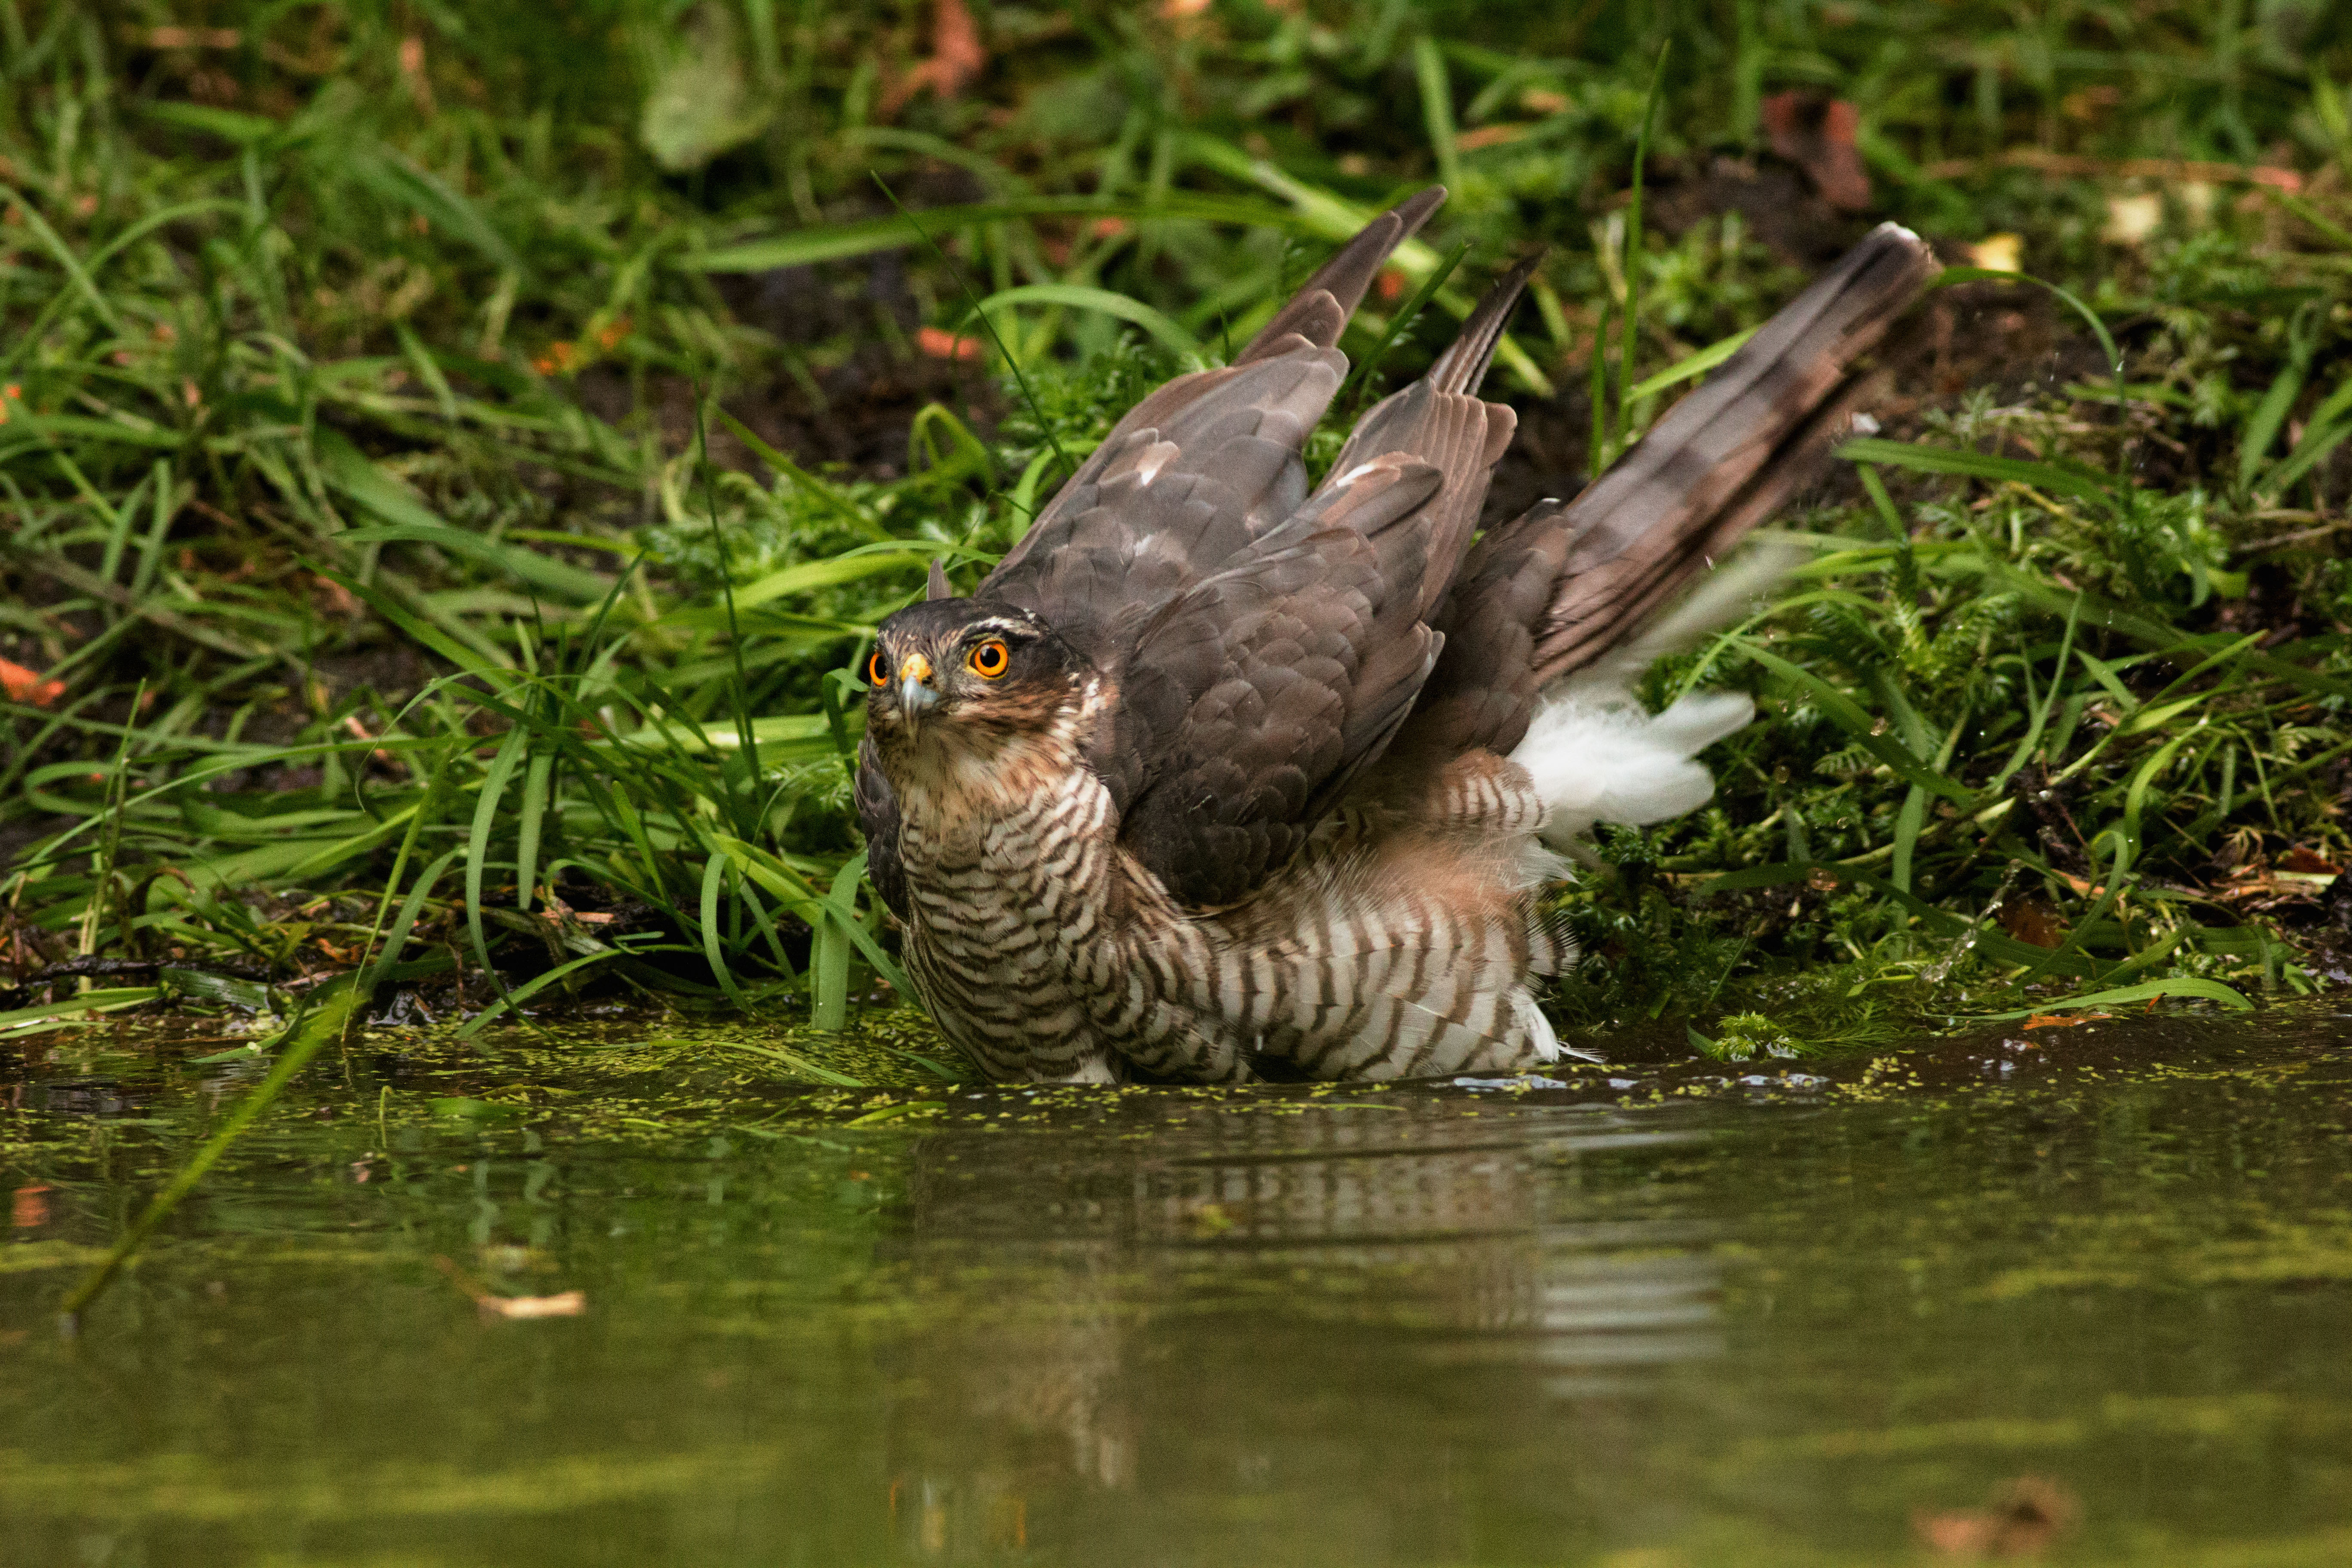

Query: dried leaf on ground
[1915,1476,2080,1559]
[883,0,985,115]
[0,658,66,708]
[478,1290,587,1320]
[1997,899,2067,949]
[1761,91,1871,210]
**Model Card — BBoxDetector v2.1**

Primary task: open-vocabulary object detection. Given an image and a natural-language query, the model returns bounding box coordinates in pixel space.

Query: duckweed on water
[5,1000,2350,1564]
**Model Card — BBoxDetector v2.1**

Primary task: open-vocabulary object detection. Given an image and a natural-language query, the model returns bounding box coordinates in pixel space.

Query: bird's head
[863,595,1094,783]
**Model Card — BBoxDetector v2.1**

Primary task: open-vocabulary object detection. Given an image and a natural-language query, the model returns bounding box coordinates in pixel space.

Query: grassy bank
[4,1,2351,1069]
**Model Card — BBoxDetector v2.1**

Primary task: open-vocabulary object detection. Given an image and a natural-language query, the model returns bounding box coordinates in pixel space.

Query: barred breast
[896,763,1127,1083]
[894,742,1574,1084]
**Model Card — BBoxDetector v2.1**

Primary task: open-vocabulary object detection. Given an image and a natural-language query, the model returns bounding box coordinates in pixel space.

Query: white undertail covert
[1509,546,1797,849]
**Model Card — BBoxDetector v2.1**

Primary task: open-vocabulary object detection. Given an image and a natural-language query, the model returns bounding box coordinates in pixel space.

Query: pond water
[3,1003,2349,1566]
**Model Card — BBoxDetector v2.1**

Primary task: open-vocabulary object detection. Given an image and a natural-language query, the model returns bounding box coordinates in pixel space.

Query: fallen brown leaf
[0,658,67,709]
[1456,124,1530,151]
[2217,855,2335,910]
[2276,846,2343,876]
[12,1184,51,1228]
[397,35,434,116]
[1997,898,2066,950]
[1761,91,1871,210]
[882,0,985,116]
[917,325,985,362]
[141,26,242,49]
[1916,1476,2079,1559]
[315,573,363,617]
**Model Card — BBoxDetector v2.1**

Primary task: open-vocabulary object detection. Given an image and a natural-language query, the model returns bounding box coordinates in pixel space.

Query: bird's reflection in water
[876,1088,1722,1562]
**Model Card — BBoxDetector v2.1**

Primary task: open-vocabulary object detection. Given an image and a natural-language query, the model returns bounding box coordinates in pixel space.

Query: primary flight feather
[855,189,1936,1082]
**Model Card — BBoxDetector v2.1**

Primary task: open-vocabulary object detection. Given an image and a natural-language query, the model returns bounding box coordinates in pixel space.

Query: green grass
[3,0,2351,1071]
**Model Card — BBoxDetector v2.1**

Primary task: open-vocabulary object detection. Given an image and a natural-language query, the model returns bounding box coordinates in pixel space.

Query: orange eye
[967,639,1010,680]
[866,649,888,686]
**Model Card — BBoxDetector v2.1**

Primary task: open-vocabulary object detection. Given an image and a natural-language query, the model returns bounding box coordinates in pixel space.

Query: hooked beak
[896,651,938,726]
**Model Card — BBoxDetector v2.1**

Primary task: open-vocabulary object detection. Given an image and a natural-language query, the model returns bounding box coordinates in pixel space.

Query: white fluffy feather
[1511,688,1754,845]
[1508,546,1795,848]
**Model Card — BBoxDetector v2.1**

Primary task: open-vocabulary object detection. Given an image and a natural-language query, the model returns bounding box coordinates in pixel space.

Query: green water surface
[3,1004,2348,1566]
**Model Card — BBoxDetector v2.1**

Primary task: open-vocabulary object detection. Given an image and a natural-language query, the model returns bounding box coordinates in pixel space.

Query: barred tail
[1405,223,1936,780]
[1417,222,1938,843]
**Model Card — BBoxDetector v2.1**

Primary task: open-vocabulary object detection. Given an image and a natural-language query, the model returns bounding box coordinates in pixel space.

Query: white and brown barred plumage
[856,189,1937,1083]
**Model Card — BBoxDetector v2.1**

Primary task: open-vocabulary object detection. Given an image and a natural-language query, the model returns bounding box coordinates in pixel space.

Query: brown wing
[1113,462,1444,905]
[1109,261,1539,905]
[979,187,1447,669]
[1321,254,1537,619]
[1397,220,1939,765]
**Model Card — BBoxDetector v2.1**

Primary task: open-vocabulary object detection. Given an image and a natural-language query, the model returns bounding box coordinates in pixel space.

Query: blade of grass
[1588,296,1612,478]
[1413,35,1465,195]
[680,194,1310,272]
[1617,40,1670,432]
[1890,786,1926,896]
[701,853,751,1010]
[463,726,531,1017]
[60,973,364,1328]
[0,988,163,1036]
[1627,324,1757,402]
[691,379,762,817]
[2238,305,2318,492]
[362,848,462,996]
[1340,236,1471,414]
[716,409,892,540]
[968,283,1200,358]
[451,949,630,1041]
[1838,436,2114,505]
[1968,976,2252,1020]
[808,853,866,1031]
[1991,594,2082,795]
[514,752,552,914]
[1732,638,1973,803]
[702,1037,865,1087]
[2263,375,2352,495]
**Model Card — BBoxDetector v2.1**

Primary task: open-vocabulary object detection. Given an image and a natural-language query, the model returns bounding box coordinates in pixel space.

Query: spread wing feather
[1112,261,1538,906]
[1232,186,1449,365]
[981,187,1447,660]
[1394,221,1939,765]
[1118,463,1444,906]
[1530,222,1938,683]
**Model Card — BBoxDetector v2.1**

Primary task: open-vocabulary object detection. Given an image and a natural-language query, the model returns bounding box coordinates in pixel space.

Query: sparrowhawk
[854,188,1935,1083]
